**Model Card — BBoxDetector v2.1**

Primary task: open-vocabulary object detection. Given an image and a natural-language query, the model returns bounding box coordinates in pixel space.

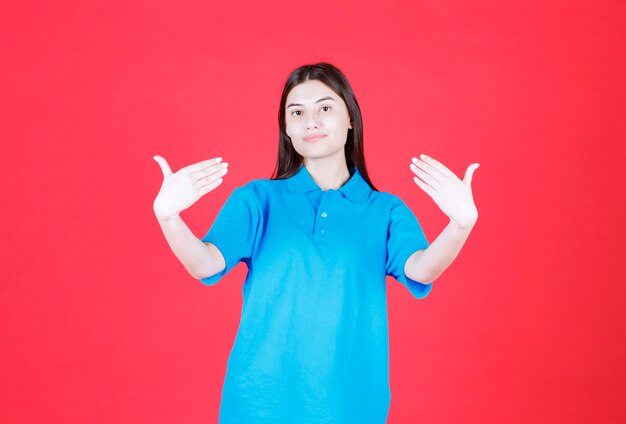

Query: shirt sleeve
[199,186,260,286]
[386,197,433,299]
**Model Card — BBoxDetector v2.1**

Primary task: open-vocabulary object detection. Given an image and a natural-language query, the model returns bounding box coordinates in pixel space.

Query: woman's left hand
[410,154,480,230]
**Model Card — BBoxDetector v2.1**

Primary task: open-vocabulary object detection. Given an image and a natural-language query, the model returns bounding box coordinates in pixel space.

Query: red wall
[2,0,624,422]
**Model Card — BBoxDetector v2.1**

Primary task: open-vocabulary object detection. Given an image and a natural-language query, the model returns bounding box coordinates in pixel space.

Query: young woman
[153,62,479,423]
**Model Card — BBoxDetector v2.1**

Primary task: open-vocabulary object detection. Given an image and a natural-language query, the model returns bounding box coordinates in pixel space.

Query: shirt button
[321,229,325,234]
[321,212,328,218]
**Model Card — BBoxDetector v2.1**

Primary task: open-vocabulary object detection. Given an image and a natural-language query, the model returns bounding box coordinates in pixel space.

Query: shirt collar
[287,163,372,203]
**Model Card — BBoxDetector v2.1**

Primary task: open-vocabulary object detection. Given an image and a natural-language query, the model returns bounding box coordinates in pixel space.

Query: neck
[303,156,351,191]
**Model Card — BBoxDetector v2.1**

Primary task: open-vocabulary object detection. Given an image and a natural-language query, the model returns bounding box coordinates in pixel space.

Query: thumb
[463,163,480,187]
[153,155,173,178]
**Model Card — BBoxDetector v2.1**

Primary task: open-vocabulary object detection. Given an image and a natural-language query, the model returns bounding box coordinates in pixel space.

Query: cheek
[285,122,295,137]
[327,120,349,137]
[329,114,350,129]
[286,117,303,131]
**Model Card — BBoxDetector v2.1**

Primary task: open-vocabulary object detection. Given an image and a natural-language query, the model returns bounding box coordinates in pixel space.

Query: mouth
[303,134,327,142]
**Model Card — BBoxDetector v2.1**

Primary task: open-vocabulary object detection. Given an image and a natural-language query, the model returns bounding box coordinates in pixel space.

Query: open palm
[410,154,479,229]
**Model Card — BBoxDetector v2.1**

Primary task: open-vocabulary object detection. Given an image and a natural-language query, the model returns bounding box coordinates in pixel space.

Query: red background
[2,0,625,422]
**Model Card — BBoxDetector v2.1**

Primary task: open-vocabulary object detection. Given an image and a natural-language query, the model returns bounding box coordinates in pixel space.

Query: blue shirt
[200,163,432,423]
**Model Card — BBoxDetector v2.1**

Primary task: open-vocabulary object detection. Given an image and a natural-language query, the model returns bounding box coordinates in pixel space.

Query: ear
[349,121,353,129]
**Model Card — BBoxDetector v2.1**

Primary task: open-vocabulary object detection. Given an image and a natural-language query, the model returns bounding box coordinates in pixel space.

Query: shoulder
[366,189,407,210]
[231,177,287,207]
[238,177,285,195]
[366,190,419,226]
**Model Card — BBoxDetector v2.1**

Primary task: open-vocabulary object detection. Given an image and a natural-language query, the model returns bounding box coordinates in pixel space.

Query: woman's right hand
[152,155,229,221]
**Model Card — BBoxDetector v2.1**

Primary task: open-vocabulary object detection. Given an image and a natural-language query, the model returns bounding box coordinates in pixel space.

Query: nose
[306,114,320,130]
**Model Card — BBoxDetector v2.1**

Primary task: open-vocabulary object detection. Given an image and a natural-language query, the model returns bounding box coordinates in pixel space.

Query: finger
[185,157,224,174]
[410,163,439,187]
[197,175,224,196]
[190,162,228,181]
[411,159,441,182]
[153,155,173,177]
[463,163,480,186]
[416,154,454,178]
[411,156,445,180]
[195,165,228,186]
[413,175,437,197]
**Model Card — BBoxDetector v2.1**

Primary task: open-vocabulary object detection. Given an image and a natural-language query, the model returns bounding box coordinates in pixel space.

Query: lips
[303,134,327,142]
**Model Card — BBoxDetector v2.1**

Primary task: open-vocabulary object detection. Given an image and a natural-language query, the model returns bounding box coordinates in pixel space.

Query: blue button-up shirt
[200,163,432,423]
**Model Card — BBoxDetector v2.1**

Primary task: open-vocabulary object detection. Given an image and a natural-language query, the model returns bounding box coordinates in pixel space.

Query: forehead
[286,80,339,103]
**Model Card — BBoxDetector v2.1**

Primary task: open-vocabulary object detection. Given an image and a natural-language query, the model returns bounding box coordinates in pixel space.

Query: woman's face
[285,79,353,163]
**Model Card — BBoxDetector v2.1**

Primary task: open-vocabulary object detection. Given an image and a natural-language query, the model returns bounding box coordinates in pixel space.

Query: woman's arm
[156,214,226,280]
[152,155,228,280]
[406,153,480,283]
[405,220,475,283]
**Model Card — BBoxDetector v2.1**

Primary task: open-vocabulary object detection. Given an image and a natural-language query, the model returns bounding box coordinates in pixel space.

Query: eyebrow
[287,96,336,109]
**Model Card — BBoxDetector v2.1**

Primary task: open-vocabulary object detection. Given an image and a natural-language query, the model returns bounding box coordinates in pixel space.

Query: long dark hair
[271,62,378,192]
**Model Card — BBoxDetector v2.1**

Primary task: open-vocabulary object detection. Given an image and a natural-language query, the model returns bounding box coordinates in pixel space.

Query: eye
[321,106,331,112]
[291,110,302,116]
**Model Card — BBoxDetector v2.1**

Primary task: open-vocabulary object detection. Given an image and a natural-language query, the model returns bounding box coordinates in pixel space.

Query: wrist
[450,217,477,231]
[154,208,179,223]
